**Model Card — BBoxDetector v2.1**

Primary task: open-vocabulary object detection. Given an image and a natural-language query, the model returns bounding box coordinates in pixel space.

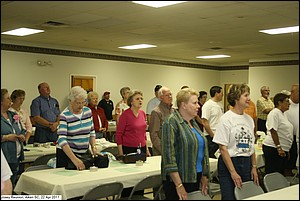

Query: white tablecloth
[107,121,116,132]
[15,156,161,199]
[146,132,152,148]
[244,184,299,200]
[254,144,264,168]
[22,144,57,163]
[22,139,116,164]
[15,155,218,199]
[209,158,218,173]
[95,138,117,151]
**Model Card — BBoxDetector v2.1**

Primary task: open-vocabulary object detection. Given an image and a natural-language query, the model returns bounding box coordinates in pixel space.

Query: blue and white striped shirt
[57,106,95,154]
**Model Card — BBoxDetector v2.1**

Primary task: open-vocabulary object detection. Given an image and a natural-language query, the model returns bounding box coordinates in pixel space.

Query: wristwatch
[276,144,282,150]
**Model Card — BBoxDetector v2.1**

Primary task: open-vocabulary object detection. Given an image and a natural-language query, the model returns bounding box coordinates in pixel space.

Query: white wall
[220,70,249,85]
[249,65,299,102]
[2,50,298,114]
[1,50,224,112]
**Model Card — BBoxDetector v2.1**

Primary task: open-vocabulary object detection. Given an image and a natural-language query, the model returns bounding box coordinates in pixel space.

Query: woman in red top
[115,90,151,198]
[116,90,151,157]
[87,91,108,139]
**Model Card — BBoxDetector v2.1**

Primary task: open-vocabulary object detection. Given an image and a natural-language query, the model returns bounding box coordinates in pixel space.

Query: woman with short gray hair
[87,91,108,139]
[56,86,98,170]
[68,86,87,102]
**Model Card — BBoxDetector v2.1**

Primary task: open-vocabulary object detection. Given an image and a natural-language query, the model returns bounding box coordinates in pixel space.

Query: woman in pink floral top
[9,89,33,145]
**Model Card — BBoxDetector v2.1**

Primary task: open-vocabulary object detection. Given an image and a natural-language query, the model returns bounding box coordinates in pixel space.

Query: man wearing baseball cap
[98,91,114,121]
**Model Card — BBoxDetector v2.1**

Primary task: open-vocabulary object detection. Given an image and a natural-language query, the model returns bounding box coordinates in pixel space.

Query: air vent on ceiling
[210,47,222,50]
[41,21,69,28]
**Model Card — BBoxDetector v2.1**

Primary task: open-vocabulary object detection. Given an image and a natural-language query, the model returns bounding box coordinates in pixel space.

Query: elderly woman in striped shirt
[56,86,97,170]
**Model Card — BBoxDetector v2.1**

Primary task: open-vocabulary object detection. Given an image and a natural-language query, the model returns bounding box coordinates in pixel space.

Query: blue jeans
[218,156,251,200]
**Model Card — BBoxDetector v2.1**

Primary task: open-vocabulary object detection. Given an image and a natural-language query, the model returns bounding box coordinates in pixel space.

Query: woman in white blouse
[262,92,293,175]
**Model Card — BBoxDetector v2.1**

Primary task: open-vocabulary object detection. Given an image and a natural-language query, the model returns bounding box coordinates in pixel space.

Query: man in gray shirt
[149,86,174,156]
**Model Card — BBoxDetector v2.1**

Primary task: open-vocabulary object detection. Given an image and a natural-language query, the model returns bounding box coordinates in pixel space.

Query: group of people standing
[155,84,258,200]
[1,83,64,190]
[148,83,298,200]
[1,82,299,200]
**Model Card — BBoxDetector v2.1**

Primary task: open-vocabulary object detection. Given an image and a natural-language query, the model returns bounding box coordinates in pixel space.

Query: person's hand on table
[116,154,124,161]
[146,149,151,157]
[73,158,85,171]
[92,145,106,157]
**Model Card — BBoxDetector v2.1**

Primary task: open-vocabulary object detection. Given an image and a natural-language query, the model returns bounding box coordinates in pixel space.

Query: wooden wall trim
[9,43,299,71]
[249,60,299,67]
[1,44,249,71]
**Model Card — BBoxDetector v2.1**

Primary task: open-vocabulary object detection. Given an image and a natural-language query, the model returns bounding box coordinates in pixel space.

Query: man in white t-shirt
[146,85,162,124]
[202,86,224,158]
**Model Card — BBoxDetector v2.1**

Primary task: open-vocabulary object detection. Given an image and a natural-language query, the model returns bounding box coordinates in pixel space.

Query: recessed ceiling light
[196,55,231,59]
[132,1,187,8]
[1,27,44,36]
[259,26,299,35]
[119,44,157,50]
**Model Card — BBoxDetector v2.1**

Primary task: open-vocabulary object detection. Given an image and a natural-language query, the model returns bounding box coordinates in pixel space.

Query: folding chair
[81,181,123,200]
[263,172,289,192]
[208,167,221,198]
[127,174,162,200]
[234,181,264,200]
[32,153,56,166]
[25,165,53,172]
[188,190,212,200]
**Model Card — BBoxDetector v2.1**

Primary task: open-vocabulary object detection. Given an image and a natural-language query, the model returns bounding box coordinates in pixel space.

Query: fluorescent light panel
[259,26,299,35]
[119,44,157,50]
[196,55,231,59]
[1,27,44,36]
[132,1,187,8]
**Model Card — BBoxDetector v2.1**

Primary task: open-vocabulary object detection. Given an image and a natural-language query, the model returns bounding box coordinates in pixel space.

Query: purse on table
[66,151,109,170]
[121,152,146,164]
[93,154,109,168]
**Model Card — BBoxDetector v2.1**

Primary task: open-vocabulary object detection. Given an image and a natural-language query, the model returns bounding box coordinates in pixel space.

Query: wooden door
[71,75,95,92]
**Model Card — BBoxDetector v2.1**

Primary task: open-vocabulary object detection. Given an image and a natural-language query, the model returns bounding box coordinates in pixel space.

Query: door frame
[70,74,97,92]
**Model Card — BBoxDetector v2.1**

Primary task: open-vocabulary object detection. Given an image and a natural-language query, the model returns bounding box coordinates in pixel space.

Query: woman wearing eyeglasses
[56,86,98,170]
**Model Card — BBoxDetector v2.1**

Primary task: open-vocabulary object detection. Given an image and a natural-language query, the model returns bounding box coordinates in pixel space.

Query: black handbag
[93,154,109,168]
[65,151,109,170]
[121,152,146,164]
